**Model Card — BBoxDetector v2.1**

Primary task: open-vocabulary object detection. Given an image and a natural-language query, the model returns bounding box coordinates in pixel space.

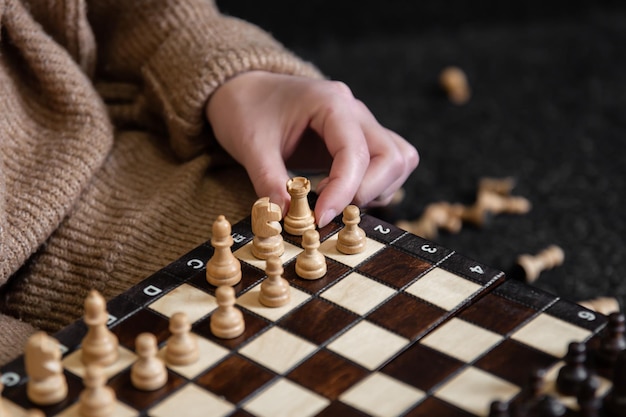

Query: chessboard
[0,192,621,417]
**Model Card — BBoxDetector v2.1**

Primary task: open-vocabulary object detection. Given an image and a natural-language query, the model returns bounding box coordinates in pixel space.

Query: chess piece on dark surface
[603,349,626,417]
[511,245,565,284]
[206,215,241,287]
[25,332,68,406]
[251,197,284,260]
[597,312,626,367]
[577,374,601,417]
[556,342,589,396]
[514,368,566,417]
[284,177,315,236]
[336,205,366,254]
[531,395,567,417]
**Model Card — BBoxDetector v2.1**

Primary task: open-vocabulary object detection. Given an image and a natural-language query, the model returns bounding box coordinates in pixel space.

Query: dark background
[216,1,626,309]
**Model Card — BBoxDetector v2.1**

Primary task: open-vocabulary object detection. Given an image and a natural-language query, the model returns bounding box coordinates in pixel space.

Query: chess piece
[597,312,626,367]
[284,177,315,235]
[478,177,517,196]
[603,349,626,417]
[210,286,245,339]
[78,364,116,417]
[514,245,565,283]
[206,215,241,287]
[460,203,492,228]
[165,312,199,366]
[577,374,601,417]
[295,229,326,280]
[259,256,290,307]
[477,190,532,216]
[131,333,167,391]
[439,66,470,105]
[578,297,620,315]
[396,202,464,239]
[336,205,366,254]
[25,331,68,406]
[556,342,589,396]
[81,289,119,367]
[251,197,285,260]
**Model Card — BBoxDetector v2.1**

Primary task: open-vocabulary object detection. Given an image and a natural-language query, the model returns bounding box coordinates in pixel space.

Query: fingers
[242,147,291,215]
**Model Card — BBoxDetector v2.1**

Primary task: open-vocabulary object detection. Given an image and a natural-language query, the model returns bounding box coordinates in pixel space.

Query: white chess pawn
[81,290,119,367]
[296,229,326,280]
[259,256,290,307]
[131,333,167,391]
[165,312,199,366]
[25,332,68,406]
[206,215,242,287]
[336,205,366,254]
[210,286,245,339]
[78,364,116,417]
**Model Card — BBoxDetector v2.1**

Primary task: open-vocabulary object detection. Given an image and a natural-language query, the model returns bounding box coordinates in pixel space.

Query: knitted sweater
[0,0,320,365]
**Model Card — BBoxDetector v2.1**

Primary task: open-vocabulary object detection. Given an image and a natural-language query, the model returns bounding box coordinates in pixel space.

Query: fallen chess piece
[396,202,464,239]
[509,245,565,283]
[439,66,471,105]
[578,297,621,315]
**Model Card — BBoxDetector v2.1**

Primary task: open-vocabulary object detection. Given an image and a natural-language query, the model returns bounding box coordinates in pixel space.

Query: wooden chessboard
[0,209,612,416]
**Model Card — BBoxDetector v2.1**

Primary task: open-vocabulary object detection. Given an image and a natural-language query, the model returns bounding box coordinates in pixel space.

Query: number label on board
[186,259,204,270]
[578,311,596,321]
[374,225,390,234]
[470,265,485,274]
[421,244,437,254]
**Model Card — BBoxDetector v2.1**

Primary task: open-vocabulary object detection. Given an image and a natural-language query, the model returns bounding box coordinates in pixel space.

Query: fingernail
[318,209,336,228]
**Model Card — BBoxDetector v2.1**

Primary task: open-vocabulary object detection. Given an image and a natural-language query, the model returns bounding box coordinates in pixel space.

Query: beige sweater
[0,0,320,365]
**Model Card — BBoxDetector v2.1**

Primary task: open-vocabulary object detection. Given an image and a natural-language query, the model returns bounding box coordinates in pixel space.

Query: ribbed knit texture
[0,0,321,365]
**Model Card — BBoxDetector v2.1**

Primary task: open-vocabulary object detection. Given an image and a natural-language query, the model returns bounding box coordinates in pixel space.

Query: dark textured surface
[219,1,626,310]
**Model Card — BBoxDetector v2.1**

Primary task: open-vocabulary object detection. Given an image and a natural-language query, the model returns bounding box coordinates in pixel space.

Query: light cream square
[149,283,217,323]
[321,272,396,315]
[511,314,592,358]
[420,318,503,362]
[234,240,302,271]
[340,372,425,417]
[236,283,311,321]
[243,378,330,417]
[149,383,234,417]
[327,321,409,370]
[405,268,482,311]
[63,345,136,379]
[319,234,385,267]
[435,367,520,416]
[239,327,317,374]
[158,335,229,379]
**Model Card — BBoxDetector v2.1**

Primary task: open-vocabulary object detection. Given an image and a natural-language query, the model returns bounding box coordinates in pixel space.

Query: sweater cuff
[0,314,36,366]
[142,13,323,160]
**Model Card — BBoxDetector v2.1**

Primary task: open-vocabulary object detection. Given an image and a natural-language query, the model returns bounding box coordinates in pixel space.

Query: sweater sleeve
[87,0,323,159]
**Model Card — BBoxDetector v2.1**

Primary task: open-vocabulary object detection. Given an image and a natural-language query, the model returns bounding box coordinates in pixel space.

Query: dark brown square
[404,397,474,417]
[315,401,369,416]
[458,292,537,335]
[287,350,368,400]
[381,343,464,391]
[112,308,170,351]
[196,355,275,404]
[193,310,269,350]
[283,222,342,247]
[283,259,351,294]
[357,248,431,288]
[368,293,447,340]
[279,298,358,345]
[474,339,558,386]
[109,368,186,410]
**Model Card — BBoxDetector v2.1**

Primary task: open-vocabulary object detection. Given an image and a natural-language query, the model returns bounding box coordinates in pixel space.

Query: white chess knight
[251,197,285,260]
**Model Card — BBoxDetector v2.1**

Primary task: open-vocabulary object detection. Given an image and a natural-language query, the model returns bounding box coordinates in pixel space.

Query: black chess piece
[556,342,589,396]
[597,312,626,367]
[531,395,566,417]
[513,368,547,417]
[603,349,626,417]
[577,374,601,417]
